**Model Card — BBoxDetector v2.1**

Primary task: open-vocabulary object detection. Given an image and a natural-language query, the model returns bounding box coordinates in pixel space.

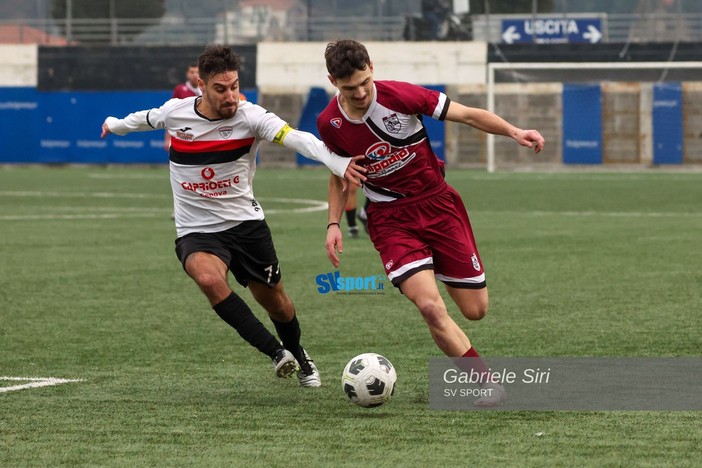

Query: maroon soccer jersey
[172,82,200,99]
[317,80,449,202]
[318,80,485,288]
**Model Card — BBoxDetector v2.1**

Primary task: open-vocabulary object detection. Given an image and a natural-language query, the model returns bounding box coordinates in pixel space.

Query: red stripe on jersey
[171,137,255,153]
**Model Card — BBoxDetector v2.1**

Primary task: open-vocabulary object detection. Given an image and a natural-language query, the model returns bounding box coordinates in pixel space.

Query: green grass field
[1,165,701,466]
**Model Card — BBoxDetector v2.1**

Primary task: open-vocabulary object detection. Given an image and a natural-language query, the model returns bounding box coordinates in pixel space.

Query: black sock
[213,292,281,359]
[271,315,304,364]
[345,208,357,228]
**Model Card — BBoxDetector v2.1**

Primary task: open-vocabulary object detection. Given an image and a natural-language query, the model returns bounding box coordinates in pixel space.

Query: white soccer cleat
[474,382,507,407]
[272,348,298,378]
[297,348,321,388]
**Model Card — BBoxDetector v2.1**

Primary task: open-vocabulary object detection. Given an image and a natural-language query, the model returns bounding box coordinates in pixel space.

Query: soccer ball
[341,353,397,408]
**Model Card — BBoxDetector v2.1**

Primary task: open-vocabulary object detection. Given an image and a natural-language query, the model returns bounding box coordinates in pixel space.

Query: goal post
[485,61,702,172]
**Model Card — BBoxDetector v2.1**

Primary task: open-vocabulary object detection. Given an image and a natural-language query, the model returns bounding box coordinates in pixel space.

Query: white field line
[0,191,169,199]
[0,191,328,220]
[0,376,84,393]
[0,213,163,221]
[87,173,167,180]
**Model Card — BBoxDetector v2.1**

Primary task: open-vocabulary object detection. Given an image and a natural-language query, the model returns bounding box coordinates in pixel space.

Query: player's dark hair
[198,44,240,82]
[325,39,371,79]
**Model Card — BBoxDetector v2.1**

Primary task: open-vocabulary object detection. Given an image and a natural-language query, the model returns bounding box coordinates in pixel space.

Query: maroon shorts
[366,182,486,289]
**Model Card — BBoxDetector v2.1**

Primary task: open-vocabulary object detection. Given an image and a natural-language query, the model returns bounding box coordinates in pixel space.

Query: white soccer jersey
[105,97,349,237]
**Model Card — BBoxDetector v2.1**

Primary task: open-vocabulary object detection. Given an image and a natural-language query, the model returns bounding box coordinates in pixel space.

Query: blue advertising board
[0,87,257,164]
[501,17,602,44]
[652,82,683,165]
[296,87,329,167]
[562,84,602,165]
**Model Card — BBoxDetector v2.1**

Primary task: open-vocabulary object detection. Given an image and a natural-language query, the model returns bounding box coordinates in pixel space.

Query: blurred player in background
[319,39,545,406]
[102,44,366,388]
[164,63,201,151]
[343,184,361,238]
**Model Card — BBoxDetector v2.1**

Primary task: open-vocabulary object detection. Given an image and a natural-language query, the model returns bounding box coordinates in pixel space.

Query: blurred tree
[51,0,165,43]
[0,0,41,19]
[164,0,239,19]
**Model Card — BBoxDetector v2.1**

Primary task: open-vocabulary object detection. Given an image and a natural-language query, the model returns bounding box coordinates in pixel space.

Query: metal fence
[2,12,702,45]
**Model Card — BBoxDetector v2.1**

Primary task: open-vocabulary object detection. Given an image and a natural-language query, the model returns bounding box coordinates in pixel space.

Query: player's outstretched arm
[101,107,167,138]
[276,126,367,186]
[325,174,350,268]
[445,101,545,153]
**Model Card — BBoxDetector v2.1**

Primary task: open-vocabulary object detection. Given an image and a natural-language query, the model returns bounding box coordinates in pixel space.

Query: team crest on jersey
[471,253,481,272]
[218,126,233,139]
[330,118,342,129]
[382,113,402,133]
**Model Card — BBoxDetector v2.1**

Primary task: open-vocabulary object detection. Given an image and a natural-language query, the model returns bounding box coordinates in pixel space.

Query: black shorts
[175,220,281,288]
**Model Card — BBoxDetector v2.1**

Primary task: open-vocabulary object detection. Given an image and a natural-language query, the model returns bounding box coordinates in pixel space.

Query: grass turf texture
[1,165,700,466]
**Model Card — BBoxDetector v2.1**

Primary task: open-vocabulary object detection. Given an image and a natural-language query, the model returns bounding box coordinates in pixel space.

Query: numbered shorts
[175,220,281,287]
[366,183,486,289]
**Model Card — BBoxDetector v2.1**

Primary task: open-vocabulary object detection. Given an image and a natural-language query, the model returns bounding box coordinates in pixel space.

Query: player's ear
[369,62,374,73]
[327,74,337,86]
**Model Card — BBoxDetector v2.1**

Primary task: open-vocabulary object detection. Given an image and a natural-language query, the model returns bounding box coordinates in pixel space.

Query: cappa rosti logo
[364,142,415,177]
[366,142,391,161]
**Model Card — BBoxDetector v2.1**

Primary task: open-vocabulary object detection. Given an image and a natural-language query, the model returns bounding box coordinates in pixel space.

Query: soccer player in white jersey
[101,44,366,388]
[319,40,544,405]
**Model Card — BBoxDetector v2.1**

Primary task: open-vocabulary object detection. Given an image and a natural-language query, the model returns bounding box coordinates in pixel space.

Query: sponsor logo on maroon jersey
[364,141,416,177]
[366,142,391,161]
[330,118,342,128]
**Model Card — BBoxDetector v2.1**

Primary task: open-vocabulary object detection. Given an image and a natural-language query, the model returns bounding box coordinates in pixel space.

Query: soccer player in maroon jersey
[165,64,201,151]
[101,45,366,388]
[319,39,545,406]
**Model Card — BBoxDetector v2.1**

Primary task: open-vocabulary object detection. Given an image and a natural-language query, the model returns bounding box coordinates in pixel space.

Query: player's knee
[462,302,488,321]
[192,271,225,294]
[415,299,449,329]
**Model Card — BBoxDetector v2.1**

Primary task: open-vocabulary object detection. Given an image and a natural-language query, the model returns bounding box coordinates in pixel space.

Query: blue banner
[296,87,329,167]
[0,87,257,164]
[562,84,602,165]
[652,82,683,165]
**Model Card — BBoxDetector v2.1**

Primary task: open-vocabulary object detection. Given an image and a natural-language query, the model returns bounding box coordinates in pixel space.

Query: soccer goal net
[458,61,702,172]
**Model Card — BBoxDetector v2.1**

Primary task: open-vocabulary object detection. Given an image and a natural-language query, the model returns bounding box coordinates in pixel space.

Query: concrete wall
[0,45,37,87]
[683,82,702,163]
[256,41,488,93]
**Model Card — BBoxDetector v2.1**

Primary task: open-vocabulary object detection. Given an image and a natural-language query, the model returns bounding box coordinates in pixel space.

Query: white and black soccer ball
[341,353,397,408]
